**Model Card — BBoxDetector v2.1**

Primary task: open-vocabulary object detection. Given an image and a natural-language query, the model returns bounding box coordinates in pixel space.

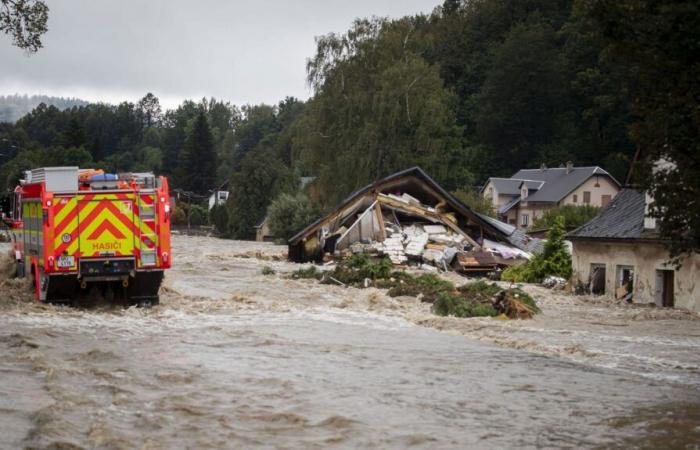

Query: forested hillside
[1,0,694,244]
[0,94,88,123]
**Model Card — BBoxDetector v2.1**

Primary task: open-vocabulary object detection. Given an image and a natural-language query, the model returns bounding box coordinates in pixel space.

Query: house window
[487,187,493,198]
[615,265,634,301]
[583,191,591,204]
[573,194,578,203]
[521,214,529,227]
[601,195,611,208]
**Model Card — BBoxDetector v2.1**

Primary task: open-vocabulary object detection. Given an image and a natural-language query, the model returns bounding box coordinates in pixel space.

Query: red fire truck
[2,167,171,305]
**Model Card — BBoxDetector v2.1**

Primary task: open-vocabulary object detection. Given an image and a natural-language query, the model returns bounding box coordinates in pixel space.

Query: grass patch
[290,265,323,280]
[261,266,276,276]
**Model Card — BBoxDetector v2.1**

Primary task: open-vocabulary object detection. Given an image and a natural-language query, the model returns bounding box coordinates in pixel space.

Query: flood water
[1,235,699,449]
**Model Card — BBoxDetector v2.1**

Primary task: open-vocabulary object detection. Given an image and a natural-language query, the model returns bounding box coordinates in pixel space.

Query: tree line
[1,0,697,256]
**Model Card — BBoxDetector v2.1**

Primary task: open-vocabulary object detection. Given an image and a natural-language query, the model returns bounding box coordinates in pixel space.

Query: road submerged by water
[1,234,699,449]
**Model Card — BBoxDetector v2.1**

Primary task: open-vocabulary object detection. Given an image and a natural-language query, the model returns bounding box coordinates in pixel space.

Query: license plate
[57,256,75,268]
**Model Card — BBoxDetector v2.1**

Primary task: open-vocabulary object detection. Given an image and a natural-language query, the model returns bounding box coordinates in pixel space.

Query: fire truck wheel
[15,259,25,278]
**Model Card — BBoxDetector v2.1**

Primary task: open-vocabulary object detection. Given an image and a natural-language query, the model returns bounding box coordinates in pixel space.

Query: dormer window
[521,186,528,200]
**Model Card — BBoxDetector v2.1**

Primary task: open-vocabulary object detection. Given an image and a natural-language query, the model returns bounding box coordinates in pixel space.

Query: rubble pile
[332,193,531,274]
[288,167,541,274]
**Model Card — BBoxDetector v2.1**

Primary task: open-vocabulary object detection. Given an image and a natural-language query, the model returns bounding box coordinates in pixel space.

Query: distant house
[567,188,699,312]
[481,163,620,229]
[254,217,274,242]
[208,182,229,210]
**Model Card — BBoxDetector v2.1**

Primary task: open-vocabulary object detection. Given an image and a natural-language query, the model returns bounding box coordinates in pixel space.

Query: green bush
[209,204,229,235]
[188,204,208,226]
[261,266,276,275]
[502,288,540,313]
[457,280,501,299]
[502,216,572,283]
[433,293,499,318]
[171,205,186,225]
[321,255,394,285]
[385,273,454,302]
[346,254,393,279]
[533,204,600,230]
[433,282,539,318]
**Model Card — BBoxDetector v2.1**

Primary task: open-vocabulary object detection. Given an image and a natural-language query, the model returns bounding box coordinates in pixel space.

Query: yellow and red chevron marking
[50,192,161,267]
[52,196,79,270]
[77,196,137,257]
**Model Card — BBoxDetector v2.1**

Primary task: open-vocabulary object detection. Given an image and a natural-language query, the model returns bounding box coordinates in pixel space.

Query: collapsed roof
[288,167,540,263]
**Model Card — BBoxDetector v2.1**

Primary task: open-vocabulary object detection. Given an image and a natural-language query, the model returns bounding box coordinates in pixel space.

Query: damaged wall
[571,240,700,312]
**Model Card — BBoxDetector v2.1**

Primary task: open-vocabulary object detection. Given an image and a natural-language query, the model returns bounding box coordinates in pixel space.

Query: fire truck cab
[2,167,171,305]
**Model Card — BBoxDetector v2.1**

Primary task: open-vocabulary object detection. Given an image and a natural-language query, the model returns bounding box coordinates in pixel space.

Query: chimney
[644,192,656,230]
[566,161,573,174]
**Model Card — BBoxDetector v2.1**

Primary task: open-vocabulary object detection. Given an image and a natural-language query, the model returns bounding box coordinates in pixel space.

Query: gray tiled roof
[512,166,617,203]
[522,180,544,190]
[488,178,523,195]
[567,188,646,240]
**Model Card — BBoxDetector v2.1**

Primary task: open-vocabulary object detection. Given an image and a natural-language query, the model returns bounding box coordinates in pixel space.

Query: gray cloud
[0,0,439,108]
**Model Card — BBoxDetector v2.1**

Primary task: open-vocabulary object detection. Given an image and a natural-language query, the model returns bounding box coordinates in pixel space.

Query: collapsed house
[288,167,542,273]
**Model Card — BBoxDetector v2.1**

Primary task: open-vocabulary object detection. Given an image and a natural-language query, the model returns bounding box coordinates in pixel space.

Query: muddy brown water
[1,235,699,449]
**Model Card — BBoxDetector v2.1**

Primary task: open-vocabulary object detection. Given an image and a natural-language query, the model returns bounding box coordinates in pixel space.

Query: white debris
[542,276,567,290]
[423,224,447,235]
[483,238,532,260]
[420,263,439,272]
[422,249,445,263]
[404,229,429,257]
[430,234,464,246]
[380,235,407,264]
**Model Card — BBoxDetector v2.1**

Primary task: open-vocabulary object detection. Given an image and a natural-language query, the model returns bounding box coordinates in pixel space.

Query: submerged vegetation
[290,257,539,319]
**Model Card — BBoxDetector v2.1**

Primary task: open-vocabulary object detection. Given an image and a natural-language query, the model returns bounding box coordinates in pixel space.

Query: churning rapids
[1,234,699,449]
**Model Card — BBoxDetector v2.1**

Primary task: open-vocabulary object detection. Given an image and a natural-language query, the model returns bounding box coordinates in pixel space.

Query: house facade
[567,188,700,312]
[482,164,620,229]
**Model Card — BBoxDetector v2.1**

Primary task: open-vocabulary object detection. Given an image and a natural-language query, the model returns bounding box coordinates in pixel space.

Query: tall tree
[60,117,86,149]
[136,93,162,129]
[178,110,216,194]
[0,0,48,52]
[227,148,297,239]
[475,17,570,171]
[582,0,700,260]
[299,17,468,206]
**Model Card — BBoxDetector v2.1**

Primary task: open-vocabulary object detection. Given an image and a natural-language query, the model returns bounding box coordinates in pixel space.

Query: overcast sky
[1,0,439,109]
